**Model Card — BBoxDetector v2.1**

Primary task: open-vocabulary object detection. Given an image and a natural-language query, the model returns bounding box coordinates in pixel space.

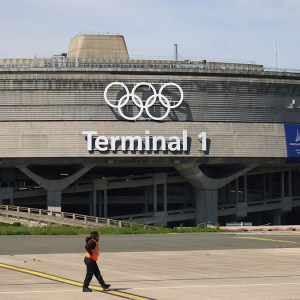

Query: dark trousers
[83,257,104,287]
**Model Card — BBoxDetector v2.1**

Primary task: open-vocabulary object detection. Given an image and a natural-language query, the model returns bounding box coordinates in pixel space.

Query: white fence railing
[0,205,144,228]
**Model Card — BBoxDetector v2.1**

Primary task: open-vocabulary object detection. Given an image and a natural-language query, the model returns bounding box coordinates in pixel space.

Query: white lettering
[81,130,206,154]
[82,131,97,151]
[95,136,109,151]
[145,130,151,151]
[168,136,181,151]
[111,136,120,151]
[183,130,187,151]
[198,132,207,151]
[120,136,143,151]
[152,136,166,151]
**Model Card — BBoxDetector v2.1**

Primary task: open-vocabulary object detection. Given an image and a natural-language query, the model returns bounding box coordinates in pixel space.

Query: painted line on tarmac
[0,263,154,300]
[0,289,79,294]
[129,282,300,290]
[233,236,298,244]
[2,282,299,295]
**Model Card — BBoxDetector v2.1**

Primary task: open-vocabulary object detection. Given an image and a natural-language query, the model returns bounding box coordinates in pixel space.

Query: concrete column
[227,184,231,203]
[103,188,108,218]
[219,186,227,205]
[144,188,148,213]
[145,186,152,213]
[153,182,157,213]
[273,213,281,225]
[253,213,262,226]
[47,191,62,212]
[183,183,189,208]
[244,175,248,203]
[98,191,102,217]
[163,182,167,212]
[235,179,239,204]
[236,177,247,218]
[281,171,285,198]
[89,191,93,216]
[93,179,107,217]
[92,182,99,216]
[195,190,218,225]
[18,164,95,212]
[288,169,292,197]
[153,173,167,213]
[92,191,97,216]
[269,173,273,198]
[144,186,148,213]
[263,174,267,198]
[282,214,287,225]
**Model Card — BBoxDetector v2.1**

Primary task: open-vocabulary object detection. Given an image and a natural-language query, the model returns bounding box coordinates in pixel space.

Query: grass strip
[0,222,220,235]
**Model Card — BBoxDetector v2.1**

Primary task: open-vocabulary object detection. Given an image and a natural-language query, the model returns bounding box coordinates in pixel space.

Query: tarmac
[1,232,300,300]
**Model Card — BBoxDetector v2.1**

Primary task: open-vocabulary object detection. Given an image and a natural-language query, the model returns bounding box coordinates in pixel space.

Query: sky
[0,0,300,69]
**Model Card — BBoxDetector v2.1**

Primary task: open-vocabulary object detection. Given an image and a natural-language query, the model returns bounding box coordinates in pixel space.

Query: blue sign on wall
[284,124,300,158]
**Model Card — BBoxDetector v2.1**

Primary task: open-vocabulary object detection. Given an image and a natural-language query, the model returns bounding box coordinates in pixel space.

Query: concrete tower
[67,34,129,60]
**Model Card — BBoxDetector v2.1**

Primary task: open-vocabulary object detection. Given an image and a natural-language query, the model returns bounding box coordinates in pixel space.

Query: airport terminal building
[0,34,300,226]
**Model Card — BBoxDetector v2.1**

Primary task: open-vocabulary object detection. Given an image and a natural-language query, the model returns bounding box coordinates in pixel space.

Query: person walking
[82,231,111,292]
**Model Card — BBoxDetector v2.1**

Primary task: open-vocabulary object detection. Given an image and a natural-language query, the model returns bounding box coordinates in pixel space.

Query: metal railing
[0,61,262,71]
[0,204,142,228]
[112,207,196,221]
[1,58,299,74]
[218,196,300,214]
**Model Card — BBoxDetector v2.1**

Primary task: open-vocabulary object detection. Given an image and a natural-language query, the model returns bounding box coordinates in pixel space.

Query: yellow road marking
[234,236,298,244]
[0,263,153,300]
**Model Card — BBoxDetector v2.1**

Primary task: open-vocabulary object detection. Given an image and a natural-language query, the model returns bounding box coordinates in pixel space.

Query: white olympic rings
[104,82,183,121]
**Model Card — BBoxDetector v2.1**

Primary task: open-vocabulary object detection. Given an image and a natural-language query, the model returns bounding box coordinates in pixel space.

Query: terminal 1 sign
[82,82,207,153]
[82,130,207,153]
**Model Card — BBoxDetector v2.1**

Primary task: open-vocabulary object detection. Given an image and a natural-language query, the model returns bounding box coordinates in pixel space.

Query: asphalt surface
[2,232,300,299]
[1,232,300,255]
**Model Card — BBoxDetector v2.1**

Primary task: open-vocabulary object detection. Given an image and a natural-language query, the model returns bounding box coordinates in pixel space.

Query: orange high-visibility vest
[85,239,99,261]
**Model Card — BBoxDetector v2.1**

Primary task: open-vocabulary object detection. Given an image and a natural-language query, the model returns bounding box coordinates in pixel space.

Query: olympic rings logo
[104,82,183,121]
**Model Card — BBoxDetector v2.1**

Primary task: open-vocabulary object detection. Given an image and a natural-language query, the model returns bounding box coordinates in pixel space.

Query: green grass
[0,222,220,235]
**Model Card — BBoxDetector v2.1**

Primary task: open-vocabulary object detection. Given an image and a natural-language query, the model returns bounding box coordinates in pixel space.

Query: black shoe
[82,286,93,292]
[101,282,111,290]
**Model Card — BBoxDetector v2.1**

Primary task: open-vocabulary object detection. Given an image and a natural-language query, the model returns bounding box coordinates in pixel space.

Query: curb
[220,226,300,232]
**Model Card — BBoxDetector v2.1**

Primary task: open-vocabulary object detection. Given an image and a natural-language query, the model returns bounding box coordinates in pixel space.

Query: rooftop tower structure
[67,34,129,60]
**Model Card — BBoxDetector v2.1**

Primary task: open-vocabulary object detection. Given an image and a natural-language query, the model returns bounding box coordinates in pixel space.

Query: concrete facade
[0,35,299,226]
